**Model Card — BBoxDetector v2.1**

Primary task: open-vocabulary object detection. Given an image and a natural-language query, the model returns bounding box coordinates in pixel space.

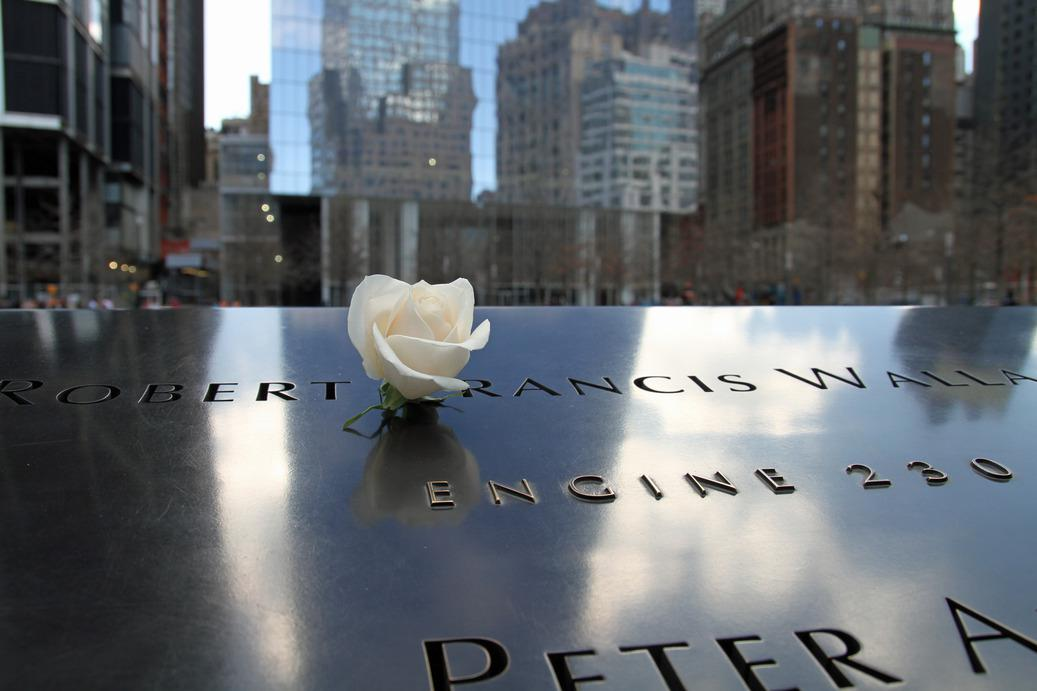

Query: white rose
[347,275,491,400]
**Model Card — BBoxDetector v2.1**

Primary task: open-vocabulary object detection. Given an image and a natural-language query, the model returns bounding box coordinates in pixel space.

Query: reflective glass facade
[270,0,674,199]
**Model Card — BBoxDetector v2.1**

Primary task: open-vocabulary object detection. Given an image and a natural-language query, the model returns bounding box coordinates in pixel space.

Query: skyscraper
[496,0,671,206]
[271,0,474,200]
[974,0,1036,188]
[0,0,204,305]
[972,0,1037,298]
[700,0,957,302]
[578,43,699,212]
[669,0,698,46]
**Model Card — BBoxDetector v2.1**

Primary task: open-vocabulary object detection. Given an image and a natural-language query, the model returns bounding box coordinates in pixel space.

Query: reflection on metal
[1,307,1036,687]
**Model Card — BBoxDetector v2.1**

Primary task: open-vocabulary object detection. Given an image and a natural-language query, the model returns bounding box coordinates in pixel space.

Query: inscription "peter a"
[424,457,1015,511]
[422,598,1037,690]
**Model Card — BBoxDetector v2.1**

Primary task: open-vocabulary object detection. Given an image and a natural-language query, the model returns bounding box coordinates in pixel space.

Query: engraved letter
[568,377,622,396]
[956,370,1005,386]
[755,468,795,494]
[426,481,455,509]
[775,367,865,389]
[640,475,663,499]
[687,376,714,392]
[947,598,1037,673]
[0,379,43,405]
[423,638,509,690]
[488,479,536,505]
[921,370,968,387]
[718,374,757,392]
[257,382,297,401]
[795,629,902,687]
[1002,370,1037,385]
[633,376,684,394]
[886,371,931,388]
[970,458,1013,482]
[685,472,738,498]
[618,642,690,691]
[546,650,605,690]
[56,385,121,405]
[462,379,501,398]
[204,383,237,402]
[139,383,184,403]
[311,381,350,400]
[716,636,786,691]
[513,378,561,397]
[568,475,616,503]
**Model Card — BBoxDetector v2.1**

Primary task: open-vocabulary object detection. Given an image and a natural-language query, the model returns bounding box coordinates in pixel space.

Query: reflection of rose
[347,275,491,399]
[352,408,480,527]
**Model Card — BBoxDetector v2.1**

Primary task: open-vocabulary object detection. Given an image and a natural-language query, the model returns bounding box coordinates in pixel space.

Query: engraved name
[423,457,1015,511]
[421,597,1037,690]
[1,367,1033,406]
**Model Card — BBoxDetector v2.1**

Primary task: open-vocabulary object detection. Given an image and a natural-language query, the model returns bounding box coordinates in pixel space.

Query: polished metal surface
[2,307,1037,689]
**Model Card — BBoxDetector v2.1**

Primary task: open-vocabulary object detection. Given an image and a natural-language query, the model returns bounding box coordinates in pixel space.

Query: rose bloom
[347,275,491,399]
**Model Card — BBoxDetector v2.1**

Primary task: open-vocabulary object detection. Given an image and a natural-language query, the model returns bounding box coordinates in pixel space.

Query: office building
[496,0,670,206]
[268,0,474,200]
[972,0,1036,299]
[0,0,203,305]
[577,43,699,212]
[699,0,956,303]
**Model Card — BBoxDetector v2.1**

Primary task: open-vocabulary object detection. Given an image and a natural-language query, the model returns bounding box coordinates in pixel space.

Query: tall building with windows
[270,0,474,200]
[0,0,107,303]
[972,0,1037,298]
[700,0,956,303]
[496,0,671,206]
[974,0,1037,187]
[0,0,202,305]
[670,0,727,46]
[578,42,699,212]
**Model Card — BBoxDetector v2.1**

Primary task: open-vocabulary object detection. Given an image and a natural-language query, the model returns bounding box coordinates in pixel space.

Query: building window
[3,0,66,116]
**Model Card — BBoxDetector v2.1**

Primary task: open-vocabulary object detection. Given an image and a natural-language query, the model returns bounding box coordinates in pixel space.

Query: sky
[205,0,983,129]
[205,0,272,129]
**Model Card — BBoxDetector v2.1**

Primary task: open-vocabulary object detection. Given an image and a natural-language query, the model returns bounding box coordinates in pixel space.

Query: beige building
[496,0,669,206]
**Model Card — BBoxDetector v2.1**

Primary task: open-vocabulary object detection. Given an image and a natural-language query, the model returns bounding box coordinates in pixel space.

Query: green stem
[342,403,384,430]
[380,383,409,411]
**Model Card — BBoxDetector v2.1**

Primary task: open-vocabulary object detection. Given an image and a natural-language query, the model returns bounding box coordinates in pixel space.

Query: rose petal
[388,319,490,374]
[444,278,475,343]
[412,292,453,341]
[467,319,491,349]
[386,336,471,379]
[347,275,409,379]
[388,291,435,340]
[373,324,469,399]
[424,280,464,325]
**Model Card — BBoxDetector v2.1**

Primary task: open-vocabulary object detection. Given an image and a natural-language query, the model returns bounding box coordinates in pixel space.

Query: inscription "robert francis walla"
[1,367,1034,405]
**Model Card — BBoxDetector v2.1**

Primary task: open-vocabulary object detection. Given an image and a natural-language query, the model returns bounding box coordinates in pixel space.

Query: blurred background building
[700,0,958,304]
[4,0,1031,308]
[0,0,204,307]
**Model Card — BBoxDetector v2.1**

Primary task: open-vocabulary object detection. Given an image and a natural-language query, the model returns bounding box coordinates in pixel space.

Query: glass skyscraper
[271,0,473,199]
[270,0,673,199]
